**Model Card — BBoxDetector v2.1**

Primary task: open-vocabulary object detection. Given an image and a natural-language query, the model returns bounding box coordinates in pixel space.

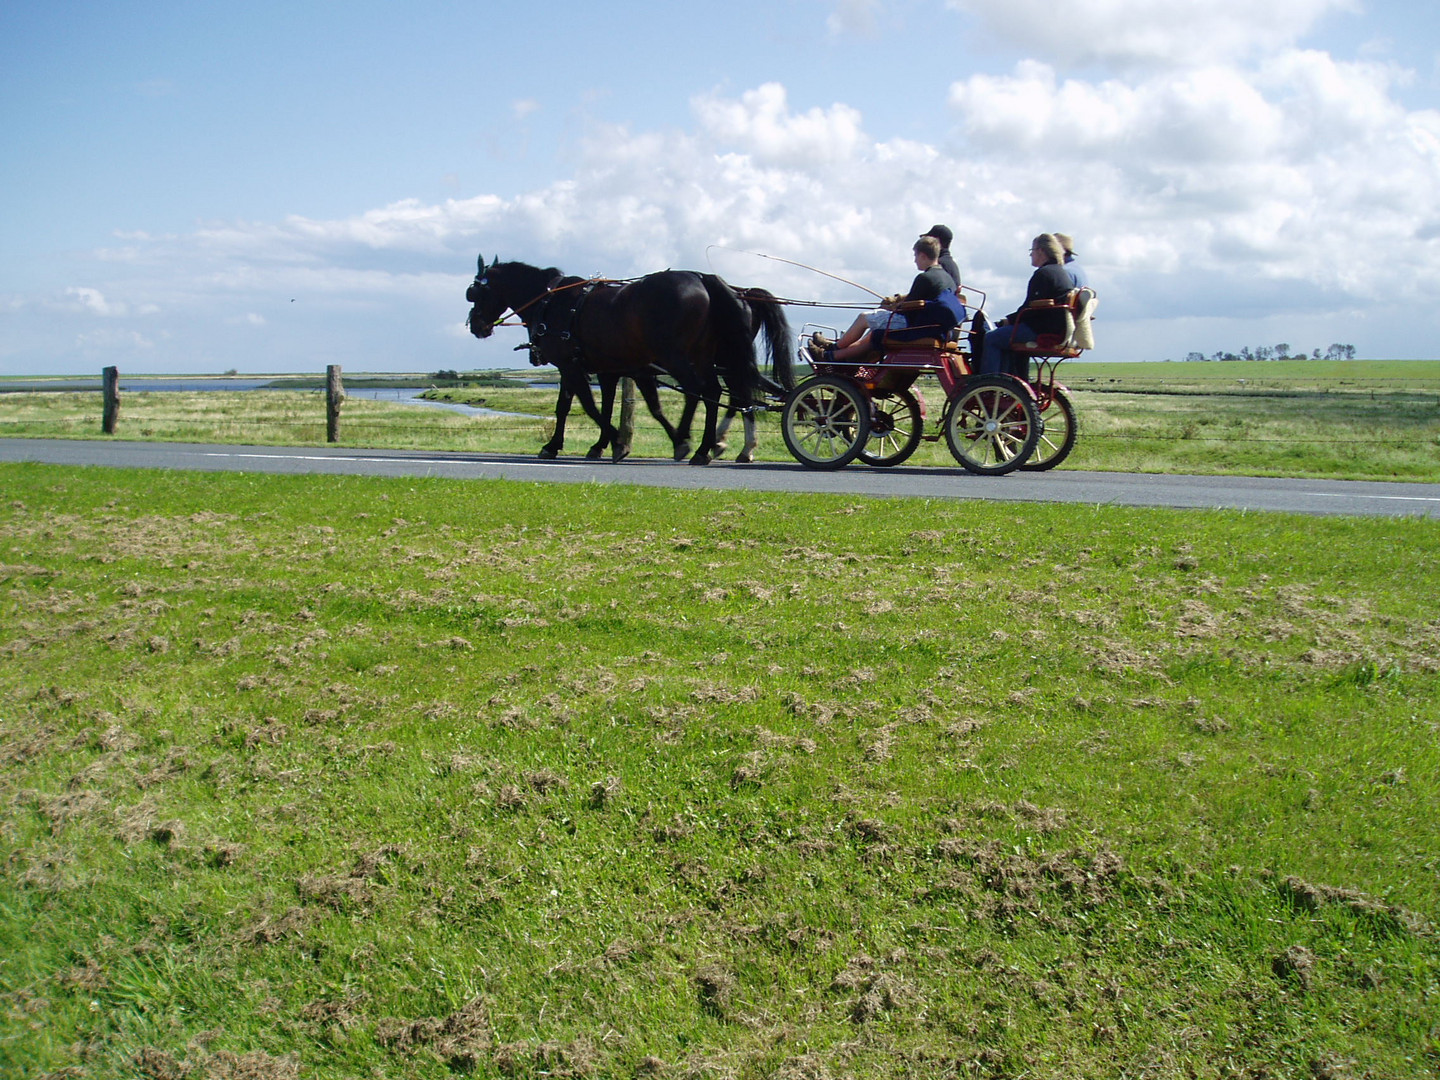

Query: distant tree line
[1182,343,1356,362]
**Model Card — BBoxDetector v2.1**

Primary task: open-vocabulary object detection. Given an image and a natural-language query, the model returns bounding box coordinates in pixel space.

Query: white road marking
[1313,492,1440,504]
[203,452,584,468]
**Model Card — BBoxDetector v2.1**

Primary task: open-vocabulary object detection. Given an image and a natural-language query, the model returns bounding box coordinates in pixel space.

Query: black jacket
[1011,262,1072,336]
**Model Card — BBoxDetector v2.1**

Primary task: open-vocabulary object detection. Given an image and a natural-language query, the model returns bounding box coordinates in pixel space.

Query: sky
[2,0,1439,374]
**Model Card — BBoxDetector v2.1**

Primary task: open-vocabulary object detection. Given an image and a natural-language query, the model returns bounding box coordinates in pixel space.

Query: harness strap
[522,279,608,366]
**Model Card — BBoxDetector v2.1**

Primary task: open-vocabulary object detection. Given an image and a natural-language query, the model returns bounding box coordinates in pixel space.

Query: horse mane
[490,260,565,295]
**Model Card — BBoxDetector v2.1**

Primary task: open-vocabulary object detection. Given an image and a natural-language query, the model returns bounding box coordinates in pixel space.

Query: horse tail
[700,273,765,407]
[740,286,794,393]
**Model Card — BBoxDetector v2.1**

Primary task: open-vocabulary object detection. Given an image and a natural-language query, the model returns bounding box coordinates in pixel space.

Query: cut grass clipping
[2,463,1438,1079]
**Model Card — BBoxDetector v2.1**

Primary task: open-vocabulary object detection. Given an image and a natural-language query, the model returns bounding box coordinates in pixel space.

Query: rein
[489,276,613,330]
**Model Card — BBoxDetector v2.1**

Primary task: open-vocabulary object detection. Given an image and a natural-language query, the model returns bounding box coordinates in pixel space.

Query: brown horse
[466,257,791,464]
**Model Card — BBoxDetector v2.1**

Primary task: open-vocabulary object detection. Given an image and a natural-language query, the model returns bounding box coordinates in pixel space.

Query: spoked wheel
[782,376,871,470]
[943,375,1041,475]
[1021,386,1077,471]
[859,388,923,467]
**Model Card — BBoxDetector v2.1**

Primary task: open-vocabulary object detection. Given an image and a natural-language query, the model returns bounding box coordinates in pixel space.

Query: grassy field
[2,361,1438,481]
[2,464,1438,1078]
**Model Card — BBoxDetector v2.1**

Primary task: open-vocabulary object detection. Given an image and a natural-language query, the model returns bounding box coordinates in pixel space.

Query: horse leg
[672,396,697,461]
[738,411,757,463]
[562,368,622,459]
[690,379,722,466]
[635,377,684,460]
[540,384,572,459]
[714,408,735,459]
[606,374,636,463]
[587,375,617,460]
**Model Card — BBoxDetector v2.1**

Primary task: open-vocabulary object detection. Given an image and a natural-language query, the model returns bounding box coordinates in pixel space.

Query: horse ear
[476,254,487,276]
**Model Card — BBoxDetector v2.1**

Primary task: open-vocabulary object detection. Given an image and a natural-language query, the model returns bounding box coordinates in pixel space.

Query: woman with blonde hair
[978,233,1072,378]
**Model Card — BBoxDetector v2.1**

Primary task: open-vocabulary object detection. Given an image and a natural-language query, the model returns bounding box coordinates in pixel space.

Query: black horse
[538,286,793,462]
[466,257,791,464]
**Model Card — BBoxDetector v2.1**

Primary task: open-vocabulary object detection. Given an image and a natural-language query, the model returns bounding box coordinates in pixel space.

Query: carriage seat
[1007,287,1097,358]
[875,295,968,351]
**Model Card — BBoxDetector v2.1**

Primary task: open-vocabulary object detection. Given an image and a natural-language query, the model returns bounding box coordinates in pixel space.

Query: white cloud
[943,50,1440,307]
[945,0,1358,69]
[66,287,127,316]
[826,0,884,37]
[75,328,154,353]
[693,84,868,169]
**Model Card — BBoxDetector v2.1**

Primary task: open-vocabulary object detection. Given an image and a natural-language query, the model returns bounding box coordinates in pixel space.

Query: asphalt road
[4,437,1440,519]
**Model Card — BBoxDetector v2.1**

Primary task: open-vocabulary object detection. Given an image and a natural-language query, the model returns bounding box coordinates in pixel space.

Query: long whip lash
[706,246,885,301]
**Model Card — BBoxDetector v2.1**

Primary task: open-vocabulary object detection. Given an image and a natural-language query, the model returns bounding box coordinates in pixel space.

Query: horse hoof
[585,448,603,461]
[673,442,692,462]
[612,447,631,464]
[538,447,559,460]
[689,451,713,466]
[737,450,755,464]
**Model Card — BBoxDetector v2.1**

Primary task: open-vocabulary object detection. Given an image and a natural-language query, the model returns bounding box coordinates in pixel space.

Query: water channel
[0,377,522,417]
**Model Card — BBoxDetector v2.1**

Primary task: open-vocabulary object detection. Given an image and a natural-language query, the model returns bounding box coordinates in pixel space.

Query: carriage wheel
[858,388,924,468]
[1020,386,1077,471]
[781,376,871,470]
[943,375,1040,475]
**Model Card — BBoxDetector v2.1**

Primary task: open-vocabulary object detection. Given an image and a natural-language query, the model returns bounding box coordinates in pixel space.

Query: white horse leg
[714,409,735,459]
[738,412,757,463]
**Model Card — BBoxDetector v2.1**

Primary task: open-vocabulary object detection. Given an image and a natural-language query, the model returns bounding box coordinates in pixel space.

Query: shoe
[811,332,834,348]
[804,340,825,363]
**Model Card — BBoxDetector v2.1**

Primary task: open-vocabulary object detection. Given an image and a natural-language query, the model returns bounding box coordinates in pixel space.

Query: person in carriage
[923,224,963,295]
[806,235,964,364]
[1054,231,1088,288]
[977,232,1073,379]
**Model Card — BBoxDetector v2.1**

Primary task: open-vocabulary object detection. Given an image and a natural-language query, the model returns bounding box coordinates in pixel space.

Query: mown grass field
[2,464,1438,1079]
[2,360,1438,481]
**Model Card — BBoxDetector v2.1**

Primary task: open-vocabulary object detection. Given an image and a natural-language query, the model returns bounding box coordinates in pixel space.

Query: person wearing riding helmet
[923,224,962,294]
[978,233,1072,378]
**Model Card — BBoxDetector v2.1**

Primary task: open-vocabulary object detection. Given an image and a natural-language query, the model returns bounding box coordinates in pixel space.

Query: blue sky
[3,0,1439,373]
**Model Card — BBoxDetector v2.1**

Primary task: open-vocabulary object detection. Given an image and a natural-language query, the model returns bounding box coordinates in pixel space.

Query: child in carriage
[807,236,963,364]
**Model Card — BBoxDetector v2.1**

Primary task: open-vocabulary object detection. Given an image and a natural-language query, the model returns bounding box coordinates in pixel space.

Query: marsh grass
[6,361,1440,480]
[2,464,1438,1078]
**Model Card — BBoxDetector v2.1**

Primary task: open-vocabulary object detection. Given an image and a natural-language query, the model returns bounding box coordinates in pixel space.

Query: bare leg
[835,314,870,349]
[831,334,876,362]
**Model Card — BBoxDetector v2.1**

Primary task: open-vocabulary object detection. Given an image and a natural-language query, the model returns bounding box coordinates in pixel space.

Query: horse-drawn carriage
[779,287,1093,475]
[465,252,1094,473]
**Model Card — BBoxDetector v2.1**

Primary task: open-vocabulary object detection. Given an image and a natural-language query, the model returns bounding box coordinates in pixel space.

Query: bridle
[467,255,608,332]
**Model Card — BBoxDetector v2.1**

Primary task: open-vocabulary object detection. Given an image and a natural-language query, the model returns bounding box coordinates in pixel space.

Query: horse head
[465,253,505,338]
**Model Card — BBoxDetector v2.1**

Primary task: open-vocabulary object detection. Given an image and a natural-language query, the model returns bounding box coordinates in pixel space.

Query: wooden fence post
[326,365,344,443]
[617,377,637,458]
[102,366,120,434]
